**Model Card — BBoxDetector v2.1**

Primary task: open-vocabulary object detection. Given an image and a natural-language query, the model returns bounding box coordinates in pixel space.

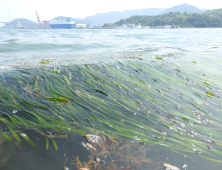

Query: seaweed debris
[73,136,163,170]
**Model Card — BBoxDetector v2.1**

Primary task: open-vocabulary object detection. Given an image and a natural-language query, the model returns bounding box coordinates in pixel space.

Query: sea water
[0,28,222,170]
[0,28,221,67]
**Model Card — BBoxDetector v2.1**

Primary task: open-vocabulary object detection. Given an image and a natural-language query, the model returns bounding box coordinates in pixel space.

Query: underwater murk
[1,52,222,170]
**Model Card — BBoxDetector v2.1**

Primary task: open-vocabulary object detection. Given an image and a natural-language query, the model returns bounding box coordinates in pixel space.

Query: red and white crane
[36,11,49,29]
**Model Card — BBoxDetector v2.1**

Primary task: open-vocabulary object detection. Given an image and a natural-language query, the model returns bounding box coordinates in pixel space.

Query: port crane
[36,11,49,28]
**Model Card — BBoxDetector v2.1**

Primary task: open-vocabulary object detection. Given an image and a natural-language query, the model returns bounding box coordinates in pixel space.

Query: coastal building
[143,26,150,29]
[87,24,99,28]
[118,24,128,29]
[134,24,142,29]
[76,24,87,29]
[126,24,135,28]
[164,25,172,28]
[118,24,136,29]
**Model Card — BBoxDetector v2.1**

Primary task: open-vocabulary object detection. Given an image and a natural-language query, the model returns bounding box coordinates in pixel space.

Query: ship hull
[49,24,75,29]
[49,19,76,29]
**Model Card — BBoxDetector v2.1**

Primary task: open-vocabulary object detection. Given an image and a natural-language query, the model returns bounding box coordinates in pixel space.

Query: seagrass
[0,55,222,162]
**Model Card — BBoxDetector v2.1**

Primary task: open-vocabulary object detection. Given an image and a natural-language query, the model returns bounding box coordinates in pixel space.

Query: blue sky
[0,0,221,23]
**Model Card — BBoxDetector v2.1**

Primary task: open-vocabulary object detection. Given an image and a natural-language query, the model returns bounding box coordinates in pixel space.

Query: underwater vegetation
[73,136,163,170]
[1,55,222,168]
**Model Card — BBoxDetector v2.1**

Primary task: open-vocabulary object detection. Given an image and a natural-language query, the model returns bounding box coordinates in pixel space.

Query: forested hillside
[1,18,38,29]
[108,9,222,28]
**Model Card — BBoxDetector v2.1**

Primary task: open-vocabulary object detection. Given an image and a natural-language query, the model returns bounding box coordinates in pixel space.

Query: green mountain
[110,8,222,28]
[2,5,220,29]
[203,8,222,16]
[85,3,208,25]
[1,18,38,29]
[84,8,167,26]
[162,3,207,14]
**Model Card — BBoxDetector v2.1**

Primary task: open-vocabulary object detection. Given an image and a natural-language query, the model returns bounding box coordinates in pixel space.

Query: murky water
[0,28,222,170]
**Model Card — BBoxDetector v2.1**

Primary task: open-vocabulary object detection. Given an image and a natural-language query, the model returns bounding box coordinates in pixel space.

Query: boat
[49,17,76,29]
[134,24,142,29]
[164,23,177,29]
[143,26,150,29]
[17,21,25,29]
[171,22,177,28]
[164,25,172,29]
[118,24,128,29]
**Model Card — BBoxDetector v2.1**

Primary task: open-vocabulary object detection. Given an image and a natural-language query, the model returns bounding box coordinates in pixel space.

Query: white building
[76,24,86,28]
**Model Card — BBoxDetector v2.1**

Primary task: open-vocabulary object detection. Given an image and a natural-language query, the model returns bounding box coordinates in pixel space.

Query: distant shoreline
[1,27,222,30]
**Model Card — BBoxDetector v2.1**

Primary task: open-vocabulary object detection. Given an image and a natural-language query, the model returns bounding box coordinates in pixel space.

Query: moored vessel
[17,21,25,29]
[49,17,76,29]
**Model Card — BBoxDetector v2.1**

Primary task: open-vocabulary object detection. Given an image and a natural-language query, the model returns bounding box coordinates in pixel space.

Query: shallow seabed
[0,28,222,170]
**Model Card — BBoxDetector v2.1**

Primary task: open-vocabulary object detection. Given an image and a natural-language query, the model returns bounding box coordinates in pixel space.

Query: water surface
[0,28,222,170]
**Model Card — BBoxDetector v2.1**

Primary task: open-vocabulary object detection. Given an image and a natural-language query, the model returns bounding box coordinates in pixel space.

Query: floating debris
[12,110,17,114]
[196,151,202,155]
[164,163,180,170]
[72,156,91,170]
[74,137,162,170]
[96,158,100,162]
[208,146,213,150]
[85,134,105,144]
[46,131,52,135]
[40,59,50,64]
[82,142,89,150]
[182,164,187,168]
[86,143,96,150]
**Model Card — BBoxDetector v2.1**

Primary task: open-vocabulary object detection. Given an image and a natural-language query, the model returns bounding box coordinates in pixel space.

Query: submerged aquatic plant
[39,59,51,64]
[73,137,162,170]
[45,96,69,104]
[0,55,222,163]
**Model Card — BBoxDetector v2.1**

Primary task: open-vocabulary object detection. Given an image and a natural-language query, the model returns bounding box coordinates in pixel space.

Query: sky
[0,0,221,23]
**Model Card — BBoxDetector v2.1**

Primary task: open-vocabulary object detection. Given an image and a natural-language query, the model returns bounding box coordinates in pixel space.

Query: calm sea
[0,28,222,170]
[0,28,222,67]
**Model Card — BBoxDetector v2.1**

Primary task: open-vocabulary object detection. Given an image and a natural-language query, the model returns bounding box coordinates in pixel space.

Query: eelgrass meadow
[1,53,222,169]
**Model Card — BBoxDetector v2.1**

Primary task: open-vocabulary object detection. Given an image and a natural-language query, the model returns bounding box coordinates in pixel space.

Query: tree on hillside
[112,10,222,28]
